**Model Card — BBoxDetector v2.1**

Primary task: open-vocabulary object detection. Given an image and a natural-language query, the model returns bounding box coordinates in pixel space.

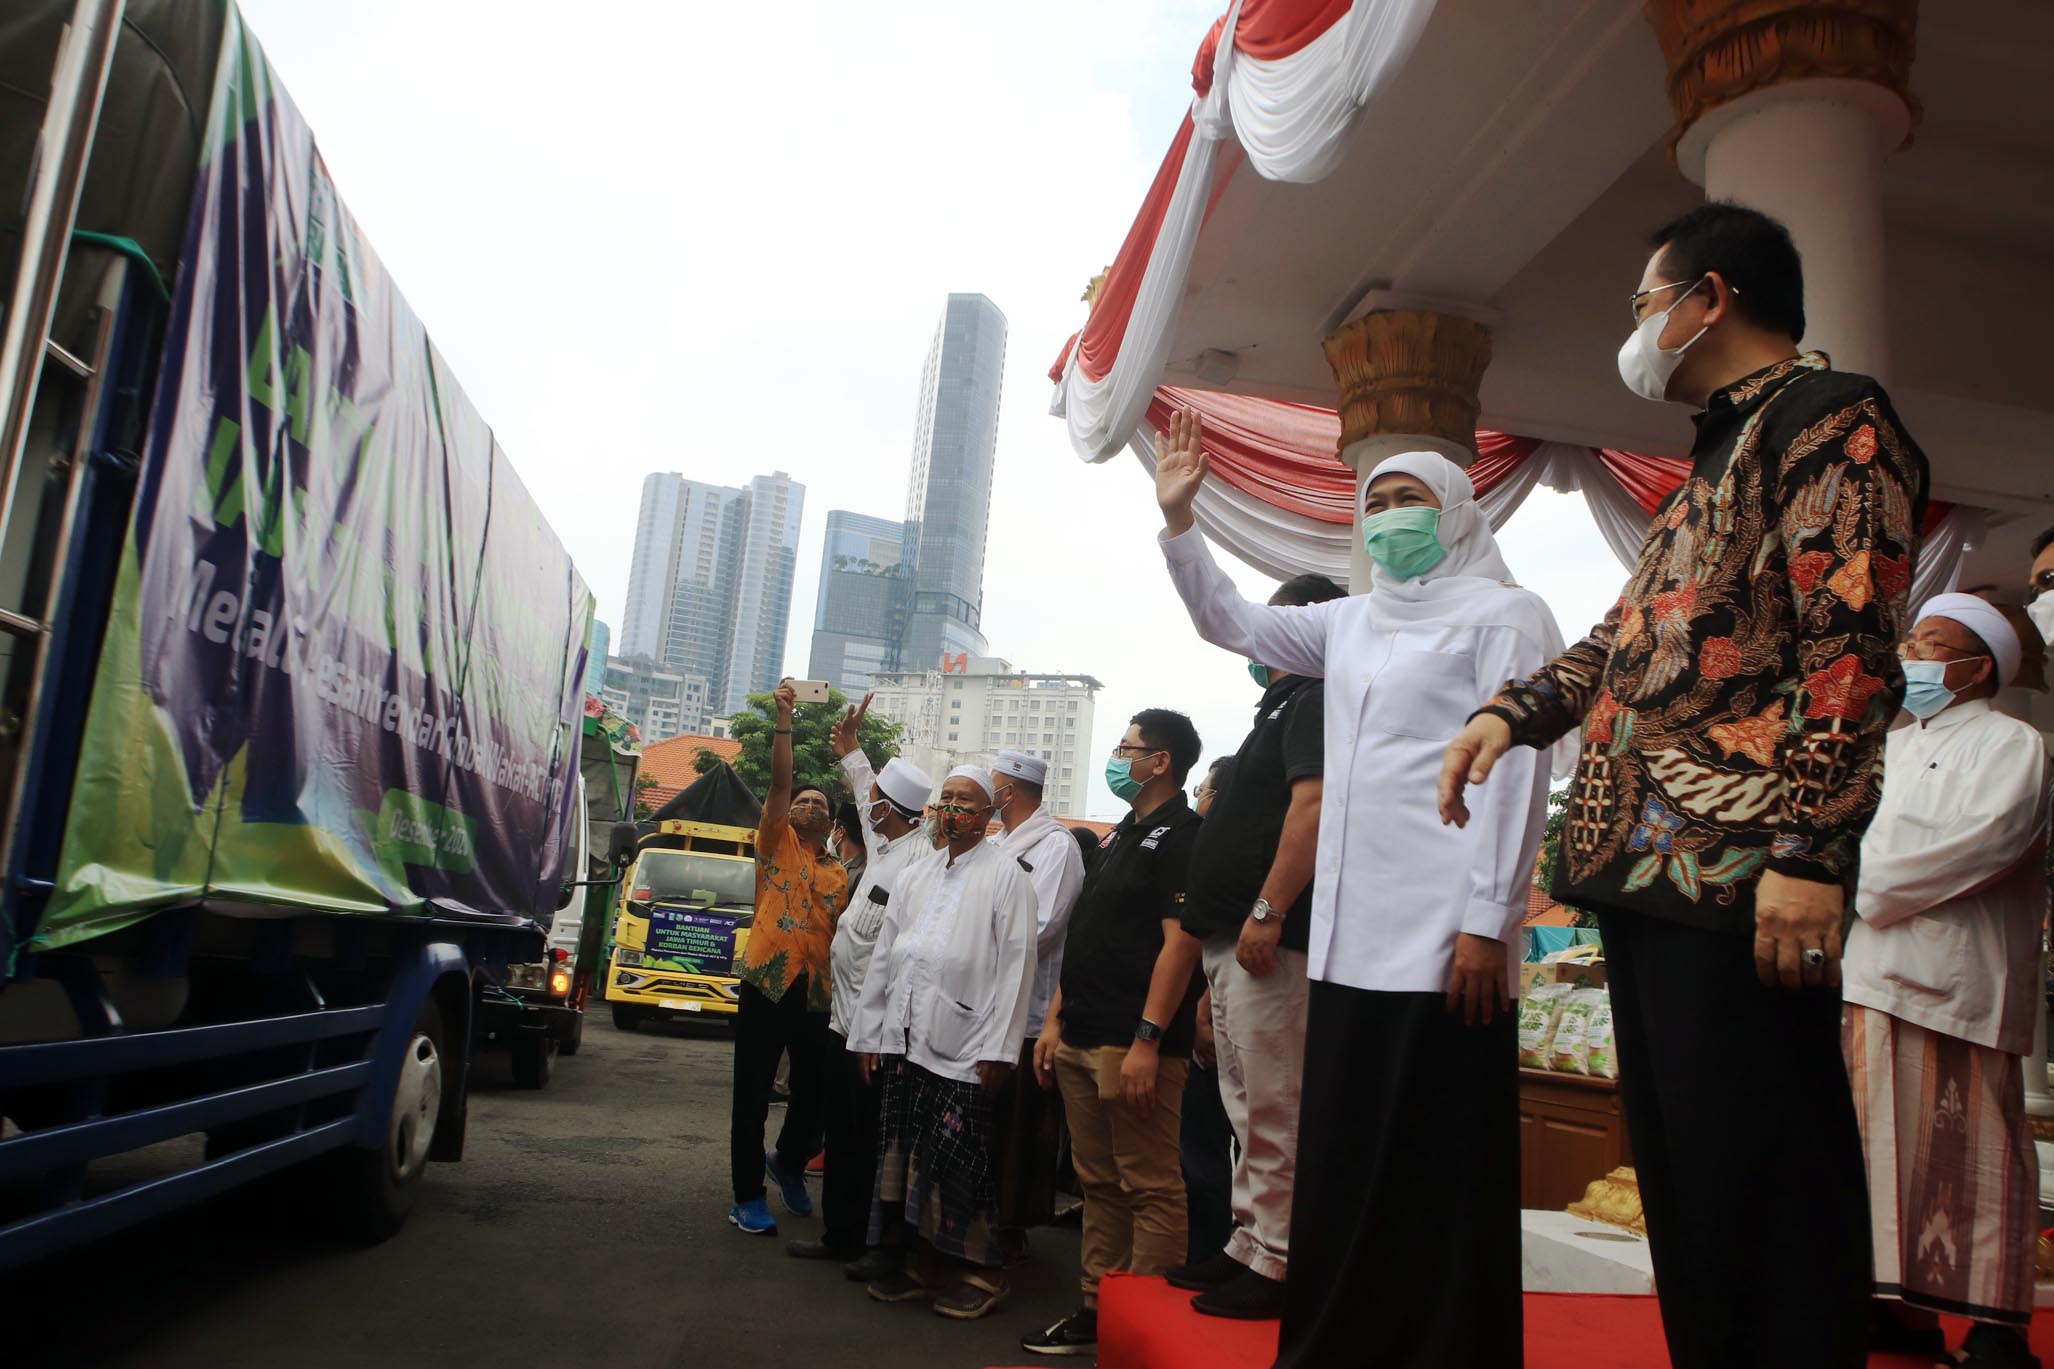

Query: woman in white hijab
[1152,409,1562,1369]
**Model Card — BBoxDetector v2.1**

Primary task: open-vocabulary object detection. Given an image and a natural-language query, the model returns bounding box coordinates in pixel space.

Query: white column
[1678,79,1910,385]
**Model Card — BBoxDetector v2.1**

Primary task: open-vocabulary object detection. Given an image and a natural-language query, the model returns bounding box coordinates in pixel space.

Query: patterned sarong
[1844,1005,2039,1324]
[868,1058,999,1267]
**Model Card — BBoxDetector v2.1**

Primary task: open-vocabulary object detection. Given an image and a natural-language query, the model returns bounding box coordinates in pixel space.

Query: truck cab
[604,821,756,1028]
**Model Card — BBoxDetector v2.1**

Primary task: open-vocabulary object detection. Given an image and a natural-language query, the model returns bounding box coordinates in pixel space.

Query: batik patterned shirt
[738,814,846,1011]
[1478,354,1928,933]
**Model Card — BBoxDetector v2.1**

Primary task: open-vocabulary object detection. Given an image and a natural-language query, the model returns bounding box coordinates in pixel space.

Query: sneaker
[1165,1247,1243,1291]
[1021,1307,1097,1357]
[728,1198,777,1235]
[845,1249,899,1283]
[1191,1266,1286,1321]
[764,1149,814,1217]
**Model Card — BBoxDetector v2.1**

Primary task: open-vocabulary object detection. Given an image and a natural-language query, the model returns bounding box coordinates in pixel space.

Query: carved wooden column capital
[1321,310,1491,467]
[1644,0,1920,163]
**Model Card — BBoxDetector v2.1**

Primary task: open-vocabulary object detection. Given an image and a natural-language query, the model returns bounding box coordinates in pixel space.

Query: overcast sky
[239,0,1626,820]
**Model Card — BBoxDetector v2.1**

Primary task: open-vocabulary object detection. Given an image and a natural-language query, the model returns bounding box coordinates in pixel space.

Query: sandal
[866,1269,933,1304]
[932,1271,1010,1321]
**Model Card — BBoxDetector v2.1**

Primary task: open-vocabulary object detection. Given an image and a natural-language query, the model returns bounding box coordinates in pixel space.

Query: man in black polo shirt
[1164,573,1339,1321]
[1020,708,1204,1359]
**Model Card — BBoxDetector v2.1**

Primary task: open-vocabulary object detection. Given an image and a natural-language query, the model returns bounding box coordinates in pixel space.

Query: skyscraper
[719,473,805,715]
[618,470,804,720]
[807,511,913,693]
[900,294,1006,669]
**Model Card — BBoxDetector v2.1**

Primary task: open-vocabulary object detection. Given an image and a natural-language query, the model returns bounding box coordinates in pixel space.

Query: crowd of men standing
[713,200,2054,1369]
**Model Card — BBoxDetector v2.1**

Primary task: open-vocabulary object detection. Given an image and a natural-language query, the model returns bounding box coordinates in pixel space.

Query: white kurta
[995,807,1086,1038]
[847,838,1039,1085]
[1843,700,2050,1055]
[827,749,932,1040]
[1161,526,1555,996]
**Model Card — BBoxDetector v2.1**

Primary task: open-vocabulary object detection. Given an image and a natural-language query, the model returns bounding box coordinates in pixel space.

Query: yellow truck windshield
[629,851,754,910]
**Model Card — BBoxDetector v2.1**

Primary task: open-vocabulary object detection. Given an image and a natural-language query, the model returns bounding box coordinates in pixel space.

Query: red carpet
[1088,1273,2054,1368]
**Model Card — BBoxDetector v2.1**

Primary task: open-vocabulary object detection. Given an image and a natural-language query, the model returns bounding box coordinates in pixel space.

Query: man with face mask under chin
[1440,202,1929,1369]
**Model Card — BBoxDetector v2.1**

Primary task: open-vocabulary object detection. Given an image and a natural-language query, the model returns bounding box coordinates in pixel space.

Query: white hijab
[1363,450,1575,776]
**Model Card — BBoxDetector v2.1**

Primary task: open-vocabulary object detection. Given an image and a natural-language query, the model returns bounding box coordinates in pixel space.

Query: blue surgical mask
[1362,506,1447,580]
[1900,659,1956,720]
[1248,662,1270,688]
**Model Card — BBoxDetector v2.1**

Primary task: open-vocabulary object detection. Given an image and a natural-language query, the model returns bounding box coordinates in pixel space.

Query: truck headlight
[550,968,572,997]
[616,947,644,967]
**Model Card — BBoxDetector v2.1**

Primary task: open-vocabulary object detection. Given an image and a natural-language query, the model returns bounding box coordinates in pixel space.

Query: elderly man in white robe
[849,763,1040,1321]
[1843,593,2050,1369]
[988,749,1086,1251]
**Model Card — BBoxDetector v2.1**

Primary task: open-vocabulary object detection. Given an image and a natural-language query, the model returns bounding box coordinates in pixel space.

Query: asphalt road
[3,1015,1083,1368]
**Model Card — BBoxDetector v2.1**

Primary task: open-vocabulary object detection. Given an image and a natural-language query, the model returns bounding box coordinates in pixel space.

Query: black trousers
[730,977,830,1204]
[1181,1061,1236,1264]
[1276,984,1520,1369]
[819,1028,881,1251]
[1598,910,1871,1369]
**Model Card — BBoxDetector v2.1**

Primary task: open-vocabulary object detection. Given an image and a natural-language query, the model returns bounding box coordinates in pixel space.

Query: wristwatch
[1134,1018,1165,1044]
[1250,898,1276,924]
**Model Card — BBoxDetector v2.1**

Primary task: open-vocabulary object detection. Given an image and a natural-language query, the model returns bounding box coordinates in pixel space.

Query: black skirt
[1275,983,1522,1369]
[869,1058,1000,1267]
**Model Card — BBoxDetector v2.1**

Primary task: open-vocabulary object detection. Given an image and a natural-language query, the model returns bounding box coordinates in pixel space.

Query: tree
[695,686,902,800]
[633,772,661,820]
[1534,787,1599,928]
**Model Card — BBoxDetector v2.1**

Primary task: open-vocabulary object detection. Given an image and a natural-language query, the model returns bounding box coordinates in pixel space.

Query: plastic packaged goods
[1549,987,1607,1075]
[1518,984,1574,1069]
[1586,995,1620,1079]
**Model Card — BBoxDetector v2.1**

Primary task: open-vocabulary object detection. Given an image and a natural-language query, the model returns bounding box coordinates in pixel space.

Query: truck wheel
[560,1011,585,1057]
[611,1004,642,1032]
[333,995,446,1242]
[511,1035,555,1089]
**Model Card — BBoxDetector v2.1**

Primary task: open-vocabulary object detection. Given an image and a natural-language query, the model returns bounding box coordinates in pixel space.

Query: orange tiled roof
[638,733,743,810]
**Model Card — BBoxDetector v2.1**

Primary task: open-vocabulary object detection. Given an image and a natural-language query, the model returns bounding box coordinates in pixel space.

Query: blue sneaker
[764,1149,814,1217]
[729,1198,777,1235]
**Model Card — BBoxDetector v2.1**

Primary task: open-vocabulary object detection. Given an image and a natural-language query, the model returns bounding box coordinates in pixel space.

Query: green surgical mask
[1105,755,1147,802]
[1362,506,1447,580]
[1248,662,1270,688]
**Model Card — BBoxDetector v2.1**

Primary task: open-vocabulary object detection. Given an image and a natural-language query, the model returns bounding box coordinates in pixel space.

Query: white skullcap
[1918,592,2022,687]
[992,750,1048,785]
[944,764,995,801]
[875,757,932,813]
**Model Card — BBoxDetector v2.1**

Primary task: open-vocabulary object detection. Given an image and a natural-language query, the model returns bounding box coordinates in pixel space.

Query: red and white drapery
[1129,385,1986,606]
[1051,0,1440,461]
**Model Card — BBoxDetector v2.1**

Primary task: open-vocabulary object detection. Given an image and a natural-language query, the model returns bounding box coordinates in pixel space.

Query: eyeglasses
[1897,641,1983,663]
[1111,744,1164,758]
[1626,275,1724,324]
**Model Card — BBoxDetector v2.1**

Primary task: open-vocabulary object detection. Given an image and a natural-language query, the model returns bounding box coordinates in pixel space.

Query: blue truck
[0,0,598,1264]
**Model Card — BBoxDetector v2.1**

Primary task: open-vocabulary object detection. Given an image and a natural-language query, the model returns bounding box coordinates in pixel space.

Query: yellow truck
[604,819,758,1028]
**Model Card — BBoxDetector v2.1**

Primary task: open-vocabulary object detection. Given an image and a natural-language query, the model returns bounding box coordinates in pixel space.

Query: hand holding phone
[791,679,832,705]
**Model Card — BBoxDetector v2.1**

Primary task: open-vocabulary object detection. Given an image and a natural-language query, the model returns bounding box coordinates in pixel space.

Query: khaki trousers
[1054,1040,1188,1307]
[1203,941,1309,1282]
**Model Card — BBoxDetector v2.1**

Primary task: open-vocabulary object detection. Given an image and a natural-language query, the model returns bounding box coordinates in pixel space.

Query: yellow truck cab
[605,819,757,1028]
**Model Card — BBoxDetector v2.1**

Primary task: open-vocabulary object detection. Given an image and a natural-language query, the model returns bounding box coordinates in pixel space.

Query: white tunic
[1843,700,2050,1055]
[828,750,931,1039]
[995,807,1086,1038]
[847,838,1039,1084]
[1161,526,1555,996]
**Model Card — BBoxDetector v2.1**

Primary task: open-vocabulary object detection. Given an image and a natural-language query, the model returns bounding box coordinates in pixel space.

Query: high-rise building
[900,294,1006,670]
[617,470,804,719]
[601,654,712,744]
[807,510,913,693]
[718,473,805,715]
[586,619,611,696]
[866,655,1100,819]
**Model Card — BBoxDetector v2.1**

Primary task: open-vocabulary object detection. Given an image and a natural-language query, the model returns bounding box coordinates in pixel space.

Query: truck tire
[334,995,446,1242]
[511,1034,555,1089]
[611,1004,643,1032]
[560,1011,585,1056]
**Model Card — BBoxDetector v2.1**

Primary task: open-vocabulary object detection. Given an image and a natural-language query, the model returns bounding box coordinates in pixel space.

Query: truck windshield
[630,852,755,910]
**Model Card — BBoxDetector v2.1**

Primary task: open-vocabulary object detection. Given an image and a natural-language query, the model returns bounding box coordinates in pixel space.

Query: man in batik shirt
[1440,202,1928,1369]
